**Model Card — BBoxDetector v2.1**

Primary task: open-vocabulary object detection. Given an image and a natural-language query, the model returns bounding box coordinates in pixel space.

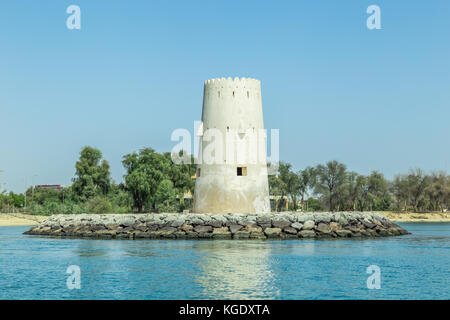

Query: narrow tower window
[237,167,247,176]
[197,168,201,177]
[247,91,250,98]
[232,91,235,97]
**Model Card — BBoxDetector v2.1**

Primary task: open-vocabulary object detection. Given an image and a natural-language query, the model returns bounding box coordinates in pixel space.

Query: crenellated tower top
[204,77,261,90]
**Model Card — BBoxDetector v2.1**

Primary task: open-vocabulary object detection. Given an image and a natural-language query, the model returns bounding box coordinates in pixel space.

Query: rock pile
[24,212,409,240]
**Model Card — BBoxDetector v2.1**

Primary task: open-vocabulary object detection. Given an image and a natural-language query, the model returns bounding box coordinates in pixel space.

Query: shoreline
[0,213,48,227]
[382,212,450,223]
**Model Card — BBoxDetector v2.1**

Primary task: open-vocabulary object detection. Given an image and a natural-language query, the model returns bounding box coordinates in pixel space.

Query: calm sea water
[0,223,448,300]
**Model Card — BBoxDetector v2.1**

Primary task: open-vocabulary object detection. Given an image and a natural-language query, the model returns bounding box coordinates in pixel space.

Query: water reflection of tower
[194,241,280,299]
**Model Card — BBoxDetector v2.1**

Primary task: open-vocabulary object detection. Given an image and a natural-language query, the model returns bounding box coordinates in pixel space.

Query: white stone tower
[193,77,270,214]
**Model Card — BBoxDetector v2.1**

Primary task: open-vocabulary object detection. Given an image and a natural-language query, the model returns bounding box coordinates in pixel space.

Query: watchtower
[193,77,270,213]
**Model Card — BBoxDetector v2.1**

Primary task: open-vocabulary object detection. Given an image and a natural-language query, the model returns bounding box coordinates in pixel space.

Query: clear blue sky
[1,0,449,192]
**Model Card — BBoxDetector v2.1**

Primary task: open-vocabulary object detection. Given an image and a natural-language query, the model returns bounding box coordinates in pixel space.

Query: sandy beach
[0,213,48,226]
[382,211,450,223]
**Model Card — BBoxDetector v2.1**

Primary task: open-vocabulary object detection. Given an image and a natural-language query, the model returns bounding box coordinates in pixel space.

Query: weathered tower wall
[193,77,270,214]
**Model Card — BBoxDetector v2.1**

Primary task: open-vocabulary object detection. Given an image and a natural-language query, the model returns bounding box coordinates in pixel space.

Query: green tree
[8,192,25,208]
[122,148,170,212]
[155,179,179,212]
[296,167,316,211]
[342,171,365,211]
[268,162,295,211]
[314,160,347,211]
[367,171,390,210]
[305,197,323,211]
[391,174,409,211]
[268,173,285,212]
[87,196,112,214]
[407,169,430,212]
[27,187,59,206]
[354,174,369,211]
[107,183,133,213]
[72,146,111,201]
[279,163,301,211]
[425,172,450,212]
[163,152,196,197]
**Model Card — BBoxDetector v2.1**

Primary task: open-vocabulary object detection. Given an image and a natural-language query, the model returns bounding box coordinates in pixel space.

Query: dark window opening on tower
[247,91,250,98]
[197,168,201,177]
[232,91,235,97]
[237,167,247,176]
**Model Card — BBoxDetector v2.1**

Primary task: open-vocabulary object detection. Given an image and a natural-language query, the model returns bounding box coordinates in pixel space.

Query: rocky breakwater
[24,212,409,240]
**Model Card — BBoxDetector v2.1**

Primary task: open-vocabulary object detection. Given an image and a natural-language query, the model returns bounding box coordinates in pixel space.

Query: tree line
[0,146,196,215]
[270,161,449,213]
[0,147,449,215]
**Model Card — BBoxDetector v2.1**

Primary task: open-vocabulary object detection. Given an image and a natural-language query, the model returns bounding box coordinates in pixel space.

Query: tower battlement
[203,77,261,102]
[204,77,261,89]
